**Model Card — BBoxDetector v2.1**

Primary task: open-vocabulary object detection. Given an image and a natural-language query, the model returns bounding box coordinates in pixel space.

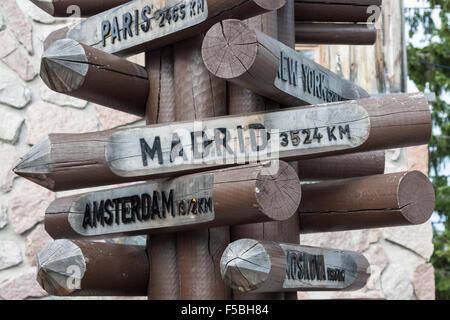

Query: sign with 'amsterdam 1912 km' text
[106,104,370,177]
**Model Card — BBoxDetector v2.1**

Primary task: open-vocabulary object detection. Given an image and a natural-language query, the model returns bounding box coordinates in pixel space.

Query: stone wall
[0,0,435,300]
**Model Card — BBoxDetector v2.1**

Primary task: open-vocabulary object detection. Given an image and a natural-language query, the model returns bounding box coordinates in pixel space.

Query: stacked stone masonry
[0,0,435,300]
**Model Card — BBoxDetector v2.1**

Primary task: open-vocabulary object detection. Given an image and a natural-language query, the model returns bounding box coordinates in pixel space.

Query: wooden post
[221,239,370,293]
[277,1,300,301]
[44,0,286,57]
[30,0,130,17]
[144,46,179,300]
[13,93,431,192]
[173,34,230,300]
[299,171,435,233]
[44,161,301,239]
[202,19,369,107]
[227,10,285,301]
[40,39,148,117]
[294,0,382,23]
[295,23,377,45]
[298,151,385,180]
[36,239,148,296]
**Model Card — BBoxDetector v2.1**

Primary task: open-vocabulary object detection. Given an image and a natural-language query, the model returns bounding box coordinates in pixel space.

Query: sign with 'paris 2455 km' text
[66,0,208,55]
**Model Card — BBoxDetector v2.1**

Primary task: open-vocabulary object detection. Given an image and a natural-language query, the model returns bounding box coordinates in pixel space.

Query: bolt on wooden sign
[67,0,208,55]
[107,104,370,178]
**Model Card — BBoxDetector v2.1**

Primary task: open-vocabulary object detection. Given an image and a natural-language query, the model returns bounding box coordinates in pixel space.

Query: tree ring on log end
[256,161,301,221]
[202,19,258,79]
[398,170,435,225]
[220,239,271,292]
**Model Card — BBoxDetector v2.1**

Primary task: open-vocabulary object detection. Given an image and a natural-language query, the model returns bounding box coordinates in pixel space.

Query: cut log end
[40,39,88,94]
[202,19,258,79]
[220,239,271,292]
[36,239,86,296]
[256,161,301,221]
[254,0,287,11]
[30,0,55,16]
[398,171,435,225]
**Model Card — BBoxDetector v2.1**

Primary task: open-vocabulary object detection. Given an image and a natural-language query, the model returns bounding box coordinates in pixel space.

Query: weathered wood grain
[36,239,148,296]
[13,93,431,192]
[221,239,370,292]
[41,39,148,117]
[297,151,385,180]
[295,1,381,22]
[45,161,301,239]
[145,45,179,300]
[172,34,229,300]
[30,0,130,17]
[295,23,377,45]
[227,11,285,301]
[43,0,286,57]
[299,171,435,233]
[202,19,369,107]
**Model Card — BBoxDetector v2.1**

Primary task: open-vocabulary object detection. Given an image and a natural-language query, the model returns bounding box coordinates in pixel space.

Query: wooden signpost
[202,19,370,107]
[14,93,431,192]
[18,0,436,302]
[37,239,148,296]
[295,23,377,45]
[42,0,286,57]
[45,162,301,239]
[221,239,370,293]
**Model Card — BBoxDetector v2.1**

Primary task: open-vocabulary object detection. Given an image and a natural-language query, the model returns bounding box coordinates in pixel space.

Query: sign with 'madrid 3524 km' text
[66,0,208,55]
[106,104,370,178]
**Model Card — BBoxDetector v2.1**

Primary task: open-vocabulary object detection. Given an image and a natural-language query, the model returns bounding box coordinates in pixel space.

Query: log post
[220,239,370,293]
[277,1,301,301]
[227,10,286,301]
[173,34,229,300]
[295,23,377,45]
[298,151,385,181]
[30,0,130,17]
[36,239,148,296]
[13,93,431,192]
[144,46,179,300]
[294,0,382,23]
[299,171,435,233]
[41,39,149,117]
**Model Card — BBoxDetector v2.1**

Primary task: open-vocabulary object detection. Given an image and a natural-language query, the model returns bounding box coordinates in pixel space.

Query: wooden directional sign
[107,103,370,178]
[220,239,370,293]
[45,162,301,239]
[202,19,369,107]
[50,0,285,56]
[13,93,431,191]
